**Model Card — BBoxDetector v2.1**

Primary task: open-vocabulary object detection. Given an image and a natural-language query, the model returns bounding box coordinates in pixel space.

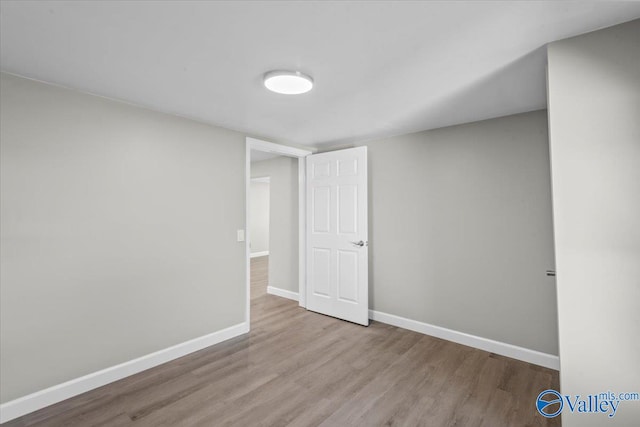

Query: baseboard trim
[368,310,559,370]
[0,322,249,424]
[250,251,269,258]
[267,286,299,301]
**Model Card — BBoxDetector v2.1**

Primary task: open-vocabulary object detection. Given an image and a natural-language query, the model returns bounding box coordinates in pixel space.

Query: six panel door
[306,147,368,326]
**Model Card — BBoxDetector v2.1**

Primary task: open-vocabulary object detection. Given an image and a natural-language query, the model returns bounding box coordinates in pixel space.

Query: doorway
[244,138,312,325]
[249,176,270,302]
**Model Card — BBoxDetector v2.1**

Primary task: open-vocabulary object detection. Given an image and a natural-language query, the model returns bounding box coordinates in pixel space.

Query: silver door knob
[351,240,366,247]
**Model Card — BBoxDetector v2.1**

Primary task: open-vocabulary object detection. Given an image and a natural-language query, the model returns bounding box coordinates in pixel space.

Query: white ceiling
[2,1,639,148]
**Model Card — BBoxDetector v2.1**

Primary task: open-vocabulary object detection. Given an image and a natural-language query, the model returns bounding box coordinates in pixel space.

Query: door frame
[245,137,313,325]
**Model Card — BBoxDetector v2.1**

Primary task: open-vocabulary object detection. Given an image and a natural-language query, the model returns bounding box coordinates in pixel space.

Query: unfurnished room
[0,1,639,426]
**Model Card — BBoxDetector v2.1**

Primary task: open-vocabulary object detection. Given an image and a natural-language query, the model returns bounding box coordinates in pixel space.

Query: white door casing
[306,147,368,326]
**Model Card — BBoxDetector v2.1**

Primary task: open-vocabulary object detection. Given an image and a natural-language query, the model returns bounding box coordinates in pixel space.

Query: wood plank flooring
[3,256,561,426]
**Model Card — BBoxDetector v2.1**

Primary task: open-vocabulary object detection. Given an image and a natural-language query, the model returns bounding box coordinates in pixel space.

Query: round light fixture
[264,70,313,95]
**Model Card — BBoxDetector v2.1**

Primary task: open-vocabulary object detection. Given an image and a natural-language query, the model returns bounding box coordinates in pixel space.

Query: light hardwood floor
[4,256,560,426]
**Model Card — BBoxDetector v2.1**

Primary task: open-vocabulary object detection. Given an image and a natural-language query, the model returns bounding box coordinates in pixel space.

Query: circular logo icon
[537,389,564,418]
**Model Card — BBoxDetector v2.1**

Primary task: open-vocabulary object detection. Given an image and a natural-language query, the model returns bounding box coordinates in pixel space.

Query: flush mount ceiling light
[264,70,313,95]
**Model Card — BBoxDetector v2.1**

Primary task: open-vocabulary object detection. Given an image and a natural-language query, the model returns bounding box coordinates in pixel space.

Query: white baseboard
[368,310,559,370]
[250,251,269,258]
[259,289,556,369]
[0,322,249,424]
[267,286,299,301]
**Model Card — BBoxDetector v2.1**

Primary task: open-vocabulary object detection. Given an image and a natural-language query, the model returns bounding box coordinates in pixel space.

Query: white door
[306,147,368,326]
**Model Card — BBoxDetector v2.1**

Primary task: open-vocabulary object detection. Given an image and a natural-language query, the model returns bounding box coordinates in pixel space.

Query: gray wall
[548,19,640,426]
[251,156,298,293]
[358,110,558,355]
[0,73,246,403]
[249,180,270,254]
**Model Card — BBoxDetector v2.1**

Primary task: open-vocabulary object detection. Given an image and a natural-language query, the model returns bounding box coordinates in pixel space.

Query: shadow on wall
[325,45,549,147]
[396,45,549,132]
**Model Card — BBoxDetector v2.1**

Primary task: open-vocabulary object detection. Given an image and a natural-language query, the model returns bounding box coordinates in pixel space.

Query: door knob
[351,240,366,247]
[546,270,556,277]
